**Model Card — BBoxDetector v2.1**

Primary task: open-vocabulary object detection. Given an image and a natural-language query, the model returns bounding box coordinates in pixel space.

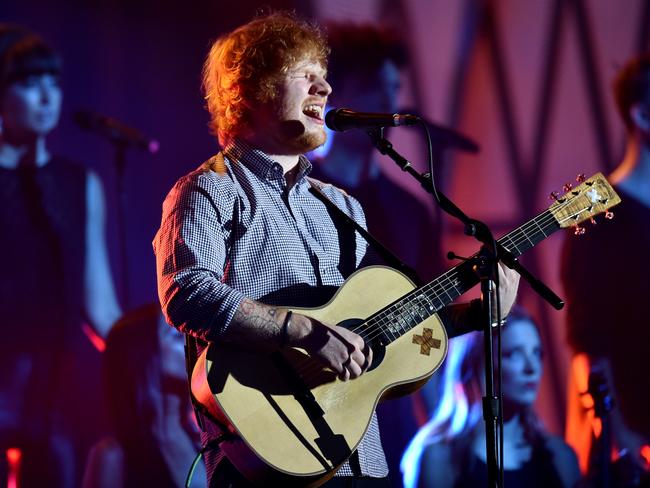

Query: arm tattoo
[229,298,281,343]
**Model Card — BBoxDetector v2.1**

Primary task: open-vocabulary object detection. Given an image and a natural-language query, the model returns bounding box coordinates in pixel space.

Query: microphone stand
[78,112,159,312]
[366,128,564,488]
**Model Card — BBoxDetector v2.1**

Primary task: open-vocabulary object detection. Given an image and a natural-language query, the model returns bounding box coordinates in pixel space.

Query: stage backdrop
[2,0,646,484]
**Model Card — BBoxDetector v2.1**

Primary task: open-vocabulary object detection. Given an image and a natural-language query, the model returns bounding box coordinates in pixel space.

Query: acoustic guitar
[191,173,620,486]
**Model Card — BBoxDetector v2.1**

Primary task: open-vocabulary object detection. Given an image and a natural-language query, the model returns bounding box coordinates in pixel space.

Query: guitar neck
[367,209,561,343]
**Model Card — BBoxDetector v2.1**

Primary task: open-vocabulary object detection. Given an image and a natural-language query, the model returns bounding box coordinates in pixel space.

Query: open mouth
[302,104,324,121]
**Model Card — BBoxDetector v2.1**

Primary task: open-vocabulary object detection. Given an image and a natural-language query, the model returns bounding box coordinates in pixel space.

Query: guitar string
[291,194,595,382]
[355,189,603,341]
[348,192,591,341]
[357,193,597,347]
[288,223,532,382]
[291,191,606,382]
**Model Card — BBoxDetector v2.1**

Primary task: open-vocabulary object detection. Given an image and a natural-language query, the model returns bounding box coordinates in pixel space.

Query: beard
[276,119,327,154]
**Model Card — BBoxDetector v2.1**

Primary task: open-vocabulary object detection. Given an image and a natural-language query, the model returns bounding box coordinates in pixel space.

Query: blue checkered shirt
[153,140,389,479]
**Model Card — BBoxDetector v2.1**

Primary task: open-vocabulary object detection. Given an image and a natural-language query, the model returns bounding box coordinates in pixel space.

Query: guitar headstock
[549,173,621,229]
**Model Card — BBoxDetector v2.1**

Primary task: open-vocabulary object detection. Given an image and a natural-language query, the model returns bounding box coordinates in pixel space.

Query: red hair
[202,12,329,147]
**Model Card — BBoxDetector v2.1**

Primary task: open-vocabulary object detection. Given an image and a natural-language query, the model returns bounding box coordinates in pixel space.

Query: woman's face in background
[500,319,543,408]
[1,73,61,141]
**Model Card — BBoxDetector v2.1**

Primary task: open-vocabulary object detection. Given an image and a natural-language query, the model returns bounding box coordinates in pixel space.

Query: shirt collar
[225,138,313,182]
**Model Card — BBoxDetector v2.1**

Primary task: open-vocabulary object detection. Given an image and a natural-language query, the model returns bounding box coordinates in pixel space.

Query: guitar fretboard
[366,209,560,344]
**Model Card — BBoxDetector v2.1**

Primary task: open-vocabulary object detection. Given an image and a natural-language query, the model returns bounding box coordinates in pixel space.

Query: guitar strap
[308,181,418,476]
[307,180,422,286]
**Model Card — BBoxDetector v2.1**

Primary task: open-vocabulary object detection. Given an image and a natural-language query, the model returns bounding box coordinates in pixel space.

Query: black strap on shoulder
[308,180,422,286]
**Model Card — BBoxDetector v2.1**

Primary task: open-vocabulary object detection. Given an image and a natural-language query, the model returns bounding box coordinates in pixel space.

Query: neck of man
[240,133,301,172]
[610,134,650,208]
[0,135,50,169]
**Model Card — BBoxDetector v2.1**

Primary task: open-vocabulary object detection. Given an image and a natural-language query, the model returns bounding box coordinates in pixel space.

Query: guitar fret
[533,219,548,238]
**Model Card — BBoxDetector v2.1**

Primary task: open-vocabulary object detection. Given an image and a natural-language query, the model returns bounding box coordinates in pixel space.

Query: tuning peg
[549,191,560,201]
[576,174,586,183]
[563,182,573,192]
[605,210,614,220]
[590,217,597,225]
[573,225,586,236]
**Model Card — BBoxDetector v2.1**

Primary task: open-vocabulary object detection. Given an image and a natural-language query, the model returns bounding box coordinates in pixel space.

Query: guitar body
[192,266,448,486]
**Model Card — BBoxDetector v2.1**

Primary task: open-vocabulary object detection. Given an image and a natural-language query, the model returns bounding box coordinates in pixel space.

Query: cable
[184,449,204,488]
[420,119,442,207]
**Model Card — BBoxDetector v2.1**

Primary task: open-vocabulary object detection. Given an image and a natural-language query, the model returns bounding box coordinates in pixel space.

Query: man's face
[251,58,331,155]
[1,74,62,142]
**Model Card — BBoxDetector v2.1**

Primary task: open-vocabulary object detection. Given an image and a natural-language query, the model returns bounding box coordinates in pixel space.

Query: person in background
[562,53,650,485]
[309,24,443,485]
[0,24,121,486]
[311,22,439,283]
[402,307,580,488]
[82,304,205,488]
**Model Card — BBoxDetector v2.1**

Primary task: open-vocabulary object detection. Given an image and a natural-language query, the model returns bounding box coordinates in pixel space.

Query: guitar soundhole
[337,318,385,372]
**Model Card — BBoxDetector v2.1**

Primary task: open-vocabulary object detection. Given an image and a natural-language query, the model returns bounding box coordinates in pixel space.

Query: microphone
[325,108,419,132]
[74,109,160,153]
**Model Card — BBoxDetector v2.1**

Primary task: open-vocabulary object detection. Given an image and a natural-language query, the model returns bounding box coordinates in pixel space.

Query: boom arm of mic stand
[367,129,564,311]
[497,249,564,310]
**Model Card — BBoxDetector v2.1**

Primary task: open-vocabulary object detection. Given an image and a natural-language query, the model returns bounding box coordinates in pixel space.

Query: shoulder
[47,156,91,193]
[543,435,581,487]
[164,156,239,209]
[84,169,107,220]
[88,436,124,459]
[82,437,125,488]
[49,154,88,175]
[420,440,453,465]
[86,169,103,195]
[306,176,365,219]
[544,434,578,462]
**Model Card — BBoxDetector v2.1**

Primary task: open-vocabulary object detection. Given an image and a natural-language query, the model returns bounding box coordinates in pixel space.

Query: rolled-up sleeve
[153,172,245,341]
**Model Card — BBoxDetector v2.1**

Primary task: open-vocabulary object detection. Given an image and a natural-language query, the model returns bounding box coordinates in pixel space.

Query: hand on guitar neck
[496,262,520,319]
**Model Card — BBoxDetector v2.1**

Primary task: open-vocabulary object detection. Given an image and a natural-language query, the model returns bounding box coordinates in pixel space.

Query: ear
[629,102,650,132]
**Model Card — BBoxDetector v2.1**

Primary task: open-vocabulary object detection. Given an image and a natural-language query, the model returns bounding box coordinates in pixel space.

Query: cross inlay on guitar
[412,328,441,356]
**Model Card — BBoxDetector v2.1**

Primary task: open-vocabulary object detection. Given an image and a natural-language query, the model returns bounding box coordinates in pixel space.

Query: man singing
[154,12,519,487]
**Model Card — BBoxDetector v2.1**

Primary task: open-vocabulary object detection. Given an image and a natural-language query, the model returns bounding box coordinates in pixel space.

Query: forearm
[221,298,285,346]
[440,262,519,339]
[221,298,324,350]
[438,300,481,338]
